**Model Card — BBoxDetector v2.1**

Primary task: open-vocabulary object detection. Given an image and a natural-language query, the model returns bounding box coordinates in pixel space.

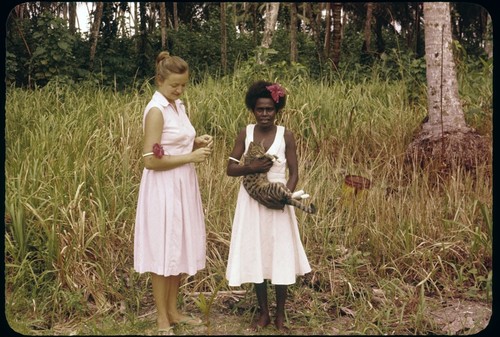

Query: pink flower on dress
[152,143,165,159]
[266,83,286,103]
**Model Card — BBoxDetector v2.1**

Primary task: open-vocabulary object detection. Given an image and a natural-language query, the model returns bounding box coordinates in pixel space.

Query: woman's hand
[194,134,213,150]
[248,157,274,173]
[190,146,212,163]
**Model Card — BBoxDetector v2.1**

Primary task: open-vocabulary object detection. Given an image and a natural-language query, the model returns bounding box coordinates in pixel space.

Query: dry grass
[4,72,492,335]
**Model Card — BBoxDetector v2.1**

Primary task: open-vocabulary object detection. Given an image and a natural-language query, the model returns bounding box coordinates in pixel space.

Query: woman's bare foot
[274,316,289,332]
[157,318,173,334]
[168,313,203,326]
[249,313,271,331]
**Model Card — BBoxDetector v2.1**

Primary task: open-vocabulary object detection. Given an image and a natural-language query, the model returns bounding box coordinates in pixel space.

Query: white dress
[134,91,206,277]
[226,124,311,286]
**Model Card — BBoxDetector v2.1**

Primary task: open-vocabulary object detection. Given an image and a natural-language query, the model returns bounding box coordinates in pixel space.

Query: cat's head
[244,141,278,164]
[247,141,266,157]
[242,141,265,165]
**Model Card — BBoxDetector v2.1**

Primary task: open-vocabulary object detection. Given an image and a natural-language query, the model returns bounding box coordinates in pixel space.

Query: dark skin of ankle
[252,281,288,331]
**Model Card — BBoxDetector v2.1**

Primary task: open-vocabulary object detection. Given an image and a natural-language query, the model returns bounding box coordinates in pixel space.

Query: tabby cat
[241,141,316,214]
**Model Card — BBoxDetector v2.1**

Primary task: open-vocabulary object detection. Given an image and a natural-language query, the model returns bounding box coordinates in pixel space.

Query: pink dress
[226,124,311,286]
[134,91,206,277]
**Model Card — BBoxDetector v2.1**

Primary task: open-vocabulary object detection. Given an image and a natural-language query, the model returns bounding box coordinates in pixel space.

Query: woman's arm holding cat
[226,128,273,177]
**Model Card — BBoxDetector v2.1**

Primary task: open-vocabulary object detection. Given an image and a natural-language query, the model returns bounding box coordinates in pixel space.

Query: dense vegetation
[5,64,492,335]
[4,2,493,335]
[5,2,492,89]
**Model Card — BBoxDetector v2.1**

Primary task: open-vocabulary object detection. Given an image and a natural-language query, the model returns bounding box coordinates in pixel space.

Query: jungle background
[4,2,494,335]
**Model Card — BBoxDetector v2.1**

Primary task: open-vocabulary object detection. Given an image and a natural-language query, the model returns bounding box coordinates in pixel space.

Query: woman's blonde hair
[155,51,189,85]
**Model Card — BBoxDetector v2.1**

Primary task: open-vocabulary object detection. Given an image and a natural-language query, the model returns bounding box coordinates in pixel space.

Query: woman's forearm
[143,152,194,171]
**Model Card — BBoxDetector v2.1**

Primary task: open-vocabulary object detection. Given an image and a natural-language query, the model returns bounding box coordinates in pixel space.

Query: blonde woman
[134,51,213,335]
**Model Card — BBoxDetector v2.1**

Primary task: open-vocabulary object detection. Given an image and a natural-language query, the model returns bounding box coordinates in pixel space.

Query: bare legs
[151,273,174,331]
[152,273,200,332]
[254,281,271,328]
[274,284,287,330]
[253,281,288,331]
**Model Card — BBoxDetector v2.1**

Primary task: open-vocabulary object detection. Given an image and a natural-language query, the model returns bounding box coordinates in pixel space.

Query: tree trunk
[306,2,323,63]
[118,4,127,37]
[331,3,342,68]
[137,2,148,78]
[160,2,167,49]
[483,10,493,59]
[134,2,138,36]
[405,2,490,179]
[374,9,385,55]
[324,2,331,61]
[59,2,67,19]
[290,3,298,63]
[362,2,373,54]
[422,2,468,136]
[258,2,279,64]
[261,2,279,49]
[148,3,157,34]
[68,2,76,34]
[173,2,179,31]
[89,2,103,71]
[220,2,228,74]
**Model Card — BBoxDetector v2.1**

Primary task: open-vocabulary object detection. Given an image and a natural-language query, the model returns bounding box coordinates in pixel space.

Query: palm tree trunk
[89,2,103,71]
[173,2,179,31]
[259,2,280,64]
[261,2,279,49]
[160,2,167,49]
[331,3,342,68]
[422,1,468,137]
[68,2,76,34]
[362,2,373,55]
[324,2,332,61]
[404,2,490,179]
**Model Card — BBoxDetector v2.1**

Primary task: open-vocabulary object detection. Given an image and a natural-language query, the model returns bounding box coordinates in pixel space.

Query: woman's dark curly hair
[245,80,287,112]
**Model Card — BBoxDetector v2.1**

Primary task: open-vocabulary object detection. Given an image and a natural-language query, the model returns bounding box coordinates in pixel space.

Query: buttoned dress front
[134,91,206,277]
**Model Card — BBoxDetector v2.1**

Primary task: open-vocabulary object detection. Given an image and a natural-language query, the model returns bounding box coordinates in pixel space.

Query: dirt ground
[137,291,492,336]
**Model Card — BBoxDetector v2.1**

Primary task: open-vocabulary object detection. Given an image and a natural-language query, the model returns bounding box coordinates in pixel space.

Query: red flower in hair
[153,143,165,159]
[266,83,286,103]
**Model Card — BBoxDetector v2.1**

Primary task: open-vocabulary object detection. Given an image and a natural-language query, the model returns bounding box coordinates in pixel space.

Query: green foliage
[92,37,142,90]
[233,47,309,84]
[167,20,255,83]
[4,3,493,333]
[267,28,320,76]
[29,13,77,86]
[5,2,491,90]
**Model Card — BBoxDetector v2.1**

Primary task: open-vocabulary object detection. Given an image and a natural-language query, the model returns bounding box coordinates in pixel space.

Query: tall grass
[4,72,492,334]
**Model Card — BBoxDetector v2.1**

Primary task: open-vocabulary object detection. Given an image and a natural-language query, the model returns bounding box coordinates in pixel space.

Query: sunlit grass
[4,72,492,334]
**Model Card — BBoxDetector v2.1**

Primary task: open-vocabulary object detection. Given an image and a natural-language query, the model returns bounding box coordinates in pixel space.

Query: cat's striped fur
[241,141,316,214]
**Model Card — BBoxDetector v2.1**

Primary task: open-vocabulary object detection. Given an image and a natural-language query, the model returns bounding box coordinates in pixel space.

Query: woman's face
[159,72,189,103]
[253,97,276,128]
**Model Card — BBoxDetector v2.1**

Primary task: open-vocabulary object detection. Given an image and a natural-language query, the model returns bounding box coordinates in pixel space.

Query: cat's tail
[286,198,317,214]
